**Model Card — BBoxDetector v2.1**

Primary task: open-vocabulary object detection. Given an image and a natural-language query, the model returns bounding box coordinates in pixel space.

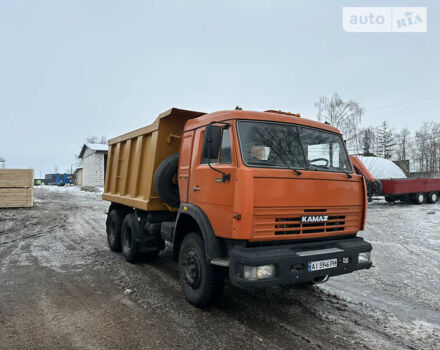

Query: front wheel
[178,233,224,308]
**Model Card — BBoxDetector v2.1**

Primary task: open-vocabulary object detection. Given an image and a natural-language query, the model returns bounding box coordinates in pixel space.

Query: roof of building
[0,156,5,162]
[79,143,108,158]
[357,156,407,179]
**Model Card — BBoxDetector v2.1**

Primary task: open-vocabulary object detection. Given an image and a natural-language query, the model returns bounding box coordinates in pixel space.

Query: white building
[78,144,108,187]
[0,156,5,168]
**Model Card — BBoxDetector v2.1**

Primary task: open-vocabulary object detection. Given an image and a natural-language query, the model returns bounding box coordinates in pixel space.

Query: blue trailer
[56,173,72,186]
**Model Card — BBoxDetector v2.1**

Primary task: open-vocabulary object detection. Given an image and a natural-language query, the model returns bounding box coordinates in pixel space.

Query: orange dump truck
[103,108,372,307]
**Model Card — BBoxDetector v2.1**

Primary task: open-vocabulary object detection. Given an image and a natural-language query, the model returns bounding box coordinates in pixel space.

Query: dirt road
[1,188,439,349]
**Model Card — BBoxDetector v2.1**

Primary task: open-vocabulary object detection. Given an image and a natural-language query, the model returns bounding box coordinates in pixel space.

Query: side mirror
[202,124,222,160]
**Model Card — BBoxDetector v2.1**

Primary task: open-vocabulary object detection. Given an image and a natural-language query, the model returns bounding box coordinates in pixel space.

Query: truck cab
[103,108,372,307]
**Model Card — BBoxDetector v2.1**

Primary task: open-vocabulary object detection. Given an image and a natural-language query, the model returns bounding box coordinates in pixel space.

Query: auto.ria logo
[343,7,427,32]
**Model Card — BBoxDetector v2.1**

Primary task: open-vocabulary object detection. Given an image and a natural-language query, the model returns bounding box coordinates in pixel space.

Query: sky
[0,0,439,176]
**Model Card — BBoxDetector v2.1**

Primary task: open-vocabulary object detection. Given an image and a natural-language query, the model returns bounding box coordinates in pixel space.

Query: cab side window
[219,128,231,164]
[201,127,232,164]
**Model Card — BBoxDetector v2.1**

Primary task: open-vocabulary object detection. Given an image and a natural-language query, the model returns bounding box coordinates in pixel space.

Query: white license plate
[308,258,337,272]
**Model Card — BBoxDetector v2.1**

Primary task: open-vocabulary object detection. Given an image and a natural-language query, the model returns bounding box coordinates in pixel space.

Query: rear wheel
[121,213,140,263]
[427,192,438,204]
[106,208,124,252]
[385,196,393,203]
[178,233,224,308]
[411,193,425,205]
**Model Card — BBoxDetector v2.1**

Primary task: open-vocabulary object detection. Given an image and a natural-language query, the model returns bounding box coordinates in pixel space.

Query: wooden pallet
[0,169,34,188]
[0,188,33,208]
[0,169,34,208]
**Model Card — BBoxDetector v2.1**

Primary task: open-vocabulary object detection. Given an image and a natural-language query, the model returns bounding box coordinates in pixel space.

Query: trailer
[350,156,440,205]
[380,178,440,204]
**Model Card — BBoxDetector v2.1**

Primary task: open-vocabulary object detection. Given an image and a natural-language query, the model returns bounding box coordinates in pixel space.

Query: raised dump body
[102,108,204,211]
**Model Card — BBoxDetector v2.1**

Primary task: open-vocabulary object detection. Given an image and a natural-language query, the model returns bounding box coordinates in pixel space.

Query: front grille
[253,206,361,239]
[274,215,346,235]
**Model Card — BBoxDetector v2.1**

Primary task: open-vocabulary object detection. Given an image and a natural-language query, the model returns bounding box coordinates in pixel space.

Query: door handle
[192,186,200,191]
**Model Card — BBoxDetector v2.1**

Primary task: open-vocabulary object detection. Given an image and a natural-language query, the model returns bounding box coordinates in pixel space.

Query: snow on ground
[37,185,103,197]
[321,197,440,339]
[357,156,407,179]
[1,189,439,349]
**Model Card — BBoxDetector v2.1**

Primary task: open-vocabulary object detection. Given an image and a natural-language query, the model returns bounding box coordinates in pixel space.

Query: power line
[347,135,440,154]
[367,94,440,113]
[362,104,440,123]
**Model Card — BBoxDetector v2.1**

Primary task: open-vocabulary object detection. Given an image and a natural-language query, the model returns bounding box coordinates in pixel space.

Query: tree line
[316,94,440,173]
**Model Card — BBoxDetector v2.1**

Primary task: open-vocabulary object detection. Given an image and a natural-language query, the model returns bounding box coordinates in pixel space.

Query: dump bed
[102,108,205,211]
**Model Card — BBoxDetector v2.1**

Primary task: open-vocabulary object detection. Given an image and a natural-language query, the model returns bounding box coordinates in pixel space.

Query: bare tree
[315,93,364,150]
[86,135,107,144]
[395,128,411,161]
[413,122,440,172]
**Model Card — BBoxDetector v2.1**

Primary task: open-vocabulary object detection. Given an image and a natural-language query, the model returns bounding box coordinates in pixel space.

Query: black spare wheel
[154,153,180,208]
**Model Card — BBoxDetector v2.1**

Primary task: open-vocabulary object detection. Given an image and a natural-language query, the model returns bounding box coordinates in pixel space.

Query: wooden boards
[0,169,34,208]
[0,188,33,208]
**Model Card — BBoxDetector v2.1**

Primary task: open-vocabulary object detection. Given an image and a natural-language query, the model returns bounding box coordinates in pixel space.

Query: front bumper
[229,237,372,289]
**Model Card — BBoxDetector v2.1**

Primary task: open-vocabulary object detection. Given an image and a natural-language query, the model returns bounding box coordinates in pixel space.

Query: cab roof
[185,110,342,134]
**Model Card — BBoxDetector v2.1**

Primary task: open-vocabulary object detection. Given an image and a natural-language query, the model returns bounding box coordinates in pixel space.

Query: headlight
[243,264,275,280]
[358,252,371,264]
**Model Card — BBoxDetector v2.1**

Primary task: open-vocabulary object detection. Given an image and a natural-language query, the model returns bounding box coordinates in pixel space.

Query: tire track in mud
[3,188,438,350]
[73,192,434,350]
[92,246,382,349]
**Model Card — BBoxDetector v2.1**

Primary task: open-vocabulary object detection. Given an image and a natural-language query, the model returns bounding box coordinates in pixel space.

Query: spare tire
[154,153,180,207]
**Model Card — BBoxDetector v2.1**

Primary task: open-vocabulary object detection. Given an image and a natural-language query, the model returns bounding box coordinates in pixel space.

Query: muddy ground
[0,187,439,349]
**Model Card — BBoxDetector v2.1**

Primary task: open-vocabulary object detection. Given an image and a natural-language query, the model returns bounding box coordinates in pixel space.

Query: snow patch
[357,156,407,179]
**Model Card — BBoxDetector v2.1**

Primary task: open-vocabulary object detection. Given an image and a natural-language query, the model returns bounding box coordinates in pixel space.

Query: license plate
[308,258,337,272]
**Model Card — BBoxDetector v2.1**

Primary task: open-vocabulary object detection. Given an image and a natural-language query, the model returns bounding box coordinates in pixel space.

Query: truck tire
[411,193,425,205]
[427,192,438,204]
[106,209,124,252]
[154,154,180,208]
[121,213,141,263]
[374,180,383,195]
[178,233,224,308]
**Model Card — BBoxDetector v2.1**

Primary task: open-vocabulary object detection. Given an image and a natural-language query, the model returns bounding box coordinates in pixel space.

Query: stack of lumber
[0,169,34,208]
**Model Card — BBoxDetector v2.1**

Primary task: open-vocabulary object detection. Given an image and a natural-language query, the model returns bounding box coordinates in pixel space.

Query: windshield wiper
[286,166,302,176]
[342,170,352,179]
[281,157,302,175]
[310,164,352,178]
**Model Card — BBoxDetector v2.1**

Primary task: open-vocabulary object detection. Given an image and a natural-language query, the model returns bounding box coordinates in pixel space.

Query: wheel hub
[182,249,201,288]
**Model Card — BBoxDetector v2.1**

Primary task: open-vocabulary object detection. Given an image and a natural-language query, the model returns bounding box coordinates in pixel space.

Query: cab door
[177,130,194,203]
[189,125,236,239]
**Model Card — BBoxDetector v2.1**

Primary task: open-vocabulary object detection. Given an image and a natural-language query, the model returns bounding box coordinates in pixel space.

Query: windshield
[237,120,352,173]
